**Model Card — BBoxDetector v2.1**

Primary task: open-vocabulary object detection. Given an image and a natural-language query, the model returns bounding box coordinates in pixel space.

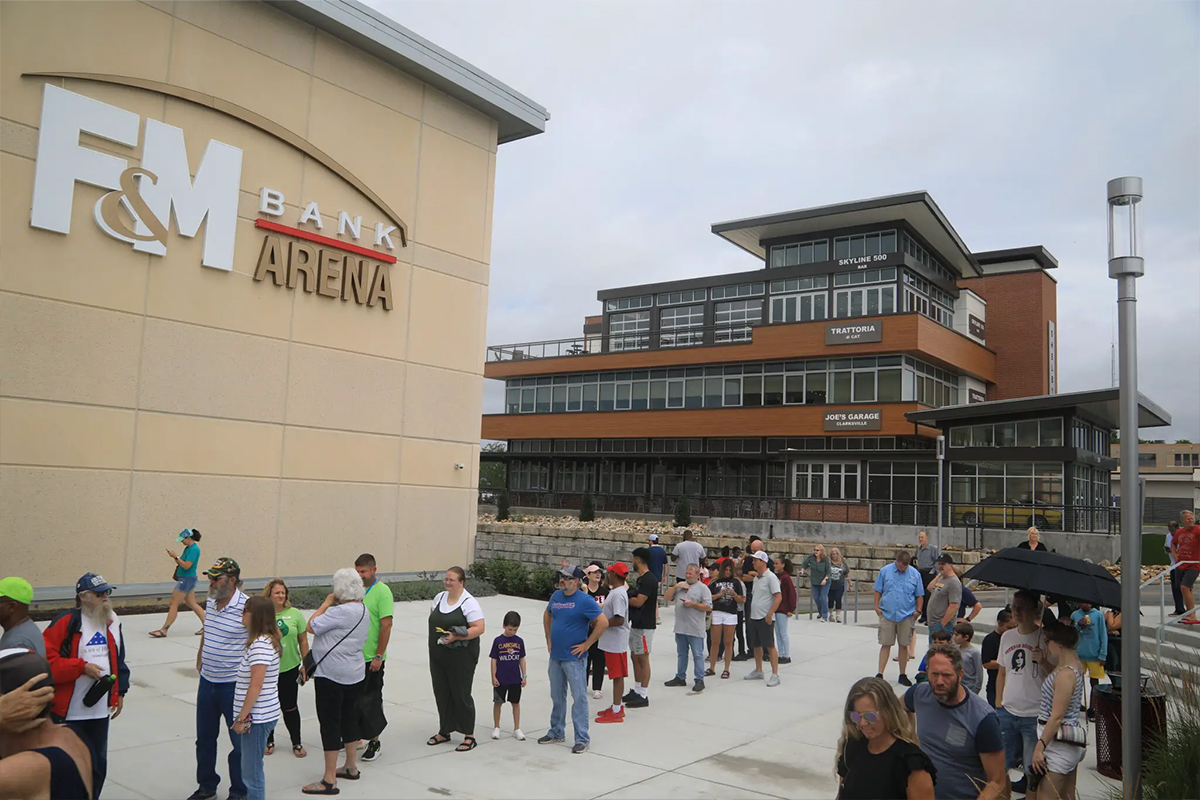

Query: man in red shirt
[1171,510,1200,623]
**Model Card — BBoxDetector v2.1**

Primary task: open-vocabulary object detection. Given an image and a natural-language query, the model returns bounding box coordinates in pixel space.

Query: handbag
[298,605,366,686]
[1054,723,1088,747]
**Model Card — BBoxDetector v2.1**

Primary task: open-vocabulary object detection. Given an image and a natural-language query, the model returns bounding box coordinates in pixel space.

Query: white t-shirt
[66,613,120,721]
[310,602,369,686]
[672,540,707,580]
[433,590,484,623]
[234,636,281,723]
[598,585,631,653]
[999,627,1048,717]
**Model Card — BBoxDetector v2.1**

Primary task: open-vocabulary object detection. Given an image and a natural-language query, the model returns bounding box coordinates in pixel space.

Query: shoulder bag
[298,604,366,686]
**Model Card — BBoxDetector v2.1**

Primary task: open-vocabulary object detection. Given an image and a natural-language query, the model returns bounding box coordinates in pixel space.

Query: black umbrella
[961,547,1122,609]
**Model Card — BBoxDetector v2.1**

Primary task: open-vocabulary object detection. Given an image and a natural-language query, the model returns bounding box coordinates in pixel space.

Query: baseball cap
[0,649,55,715]
[608,562,630,578]
[205,557,241,580]
[937,553,955,565]
[752,551,770,564]
[648,533,659,542]
[583,564,602,574]
[557,565,585,580]
[75,573,115,595]
[0,577,34,606]
[176,528,195,542]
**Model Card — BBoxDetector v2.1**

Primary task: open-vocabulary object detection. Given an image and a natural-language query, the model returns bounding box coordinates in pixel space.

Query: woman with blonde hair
[836,676,935,799]
[262,578,308,758]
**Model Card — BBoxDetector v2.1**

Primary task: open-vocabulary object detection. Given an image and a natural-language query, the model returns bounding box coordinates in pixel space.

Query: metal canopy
[904,387,1172,430]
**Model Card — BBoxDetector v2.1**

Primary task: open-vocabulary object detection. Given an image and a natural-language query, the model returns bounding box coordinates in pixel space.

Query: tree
[1176,439,1194,444]
[579,492,595,522]
[496,491,510,522]
[479,441,507,491]
[674,497,692,528]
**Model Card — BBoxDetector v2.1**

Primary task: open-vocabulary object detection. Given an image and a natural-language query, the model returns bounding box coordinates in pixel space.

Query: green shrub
[496,491,510,522]
[470,557,528,596]
[528,565,558,599]
[288,585,332,609]
[579,492,595,522]
[674,497,692,528]
[1141,661,1200,799]
[510,513,525,523]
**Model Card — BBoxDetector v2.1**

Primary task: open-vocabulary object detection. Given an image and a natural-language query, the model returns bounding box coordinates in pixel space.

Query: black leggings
[828,582,846,612]
[268,667,302,748]
[314,677,361,753]
[587,642,605,691]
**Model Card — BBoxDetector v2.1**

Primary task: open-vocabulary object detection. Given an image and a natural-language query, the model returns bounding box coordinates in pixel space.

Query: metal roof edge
[903,388,1172,428]
[973,246,1060,270]
[268,0,549,143]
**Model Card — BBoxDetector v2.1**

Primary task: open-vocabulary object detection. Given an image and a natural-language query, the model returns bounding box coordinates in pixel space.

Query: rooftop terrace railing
[486,324,758,363]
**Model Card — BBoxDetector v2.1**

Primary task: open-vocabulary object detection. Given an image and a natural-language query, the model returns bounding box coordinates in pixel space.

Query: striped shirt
[201,589,248,683]
[234,636,281,723]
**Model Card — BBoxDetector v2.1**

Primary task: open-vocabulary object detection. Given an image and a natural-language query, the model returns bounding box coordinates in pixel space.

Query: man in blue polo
[874,550,924,686]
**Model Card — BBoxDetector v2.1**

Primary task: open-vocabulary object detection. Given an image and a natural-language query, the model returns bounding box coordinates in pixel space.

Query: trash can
[1094,680,1168,781]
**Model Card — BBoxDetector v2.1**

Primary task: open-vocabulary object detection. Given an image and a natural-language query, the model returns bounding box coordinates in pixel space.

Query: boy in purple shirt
[490,611,527,741]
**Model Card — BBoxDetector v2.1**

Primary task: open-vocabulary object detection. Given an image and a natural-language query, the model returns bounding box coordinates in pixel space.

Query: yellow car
[953,501,1063,530]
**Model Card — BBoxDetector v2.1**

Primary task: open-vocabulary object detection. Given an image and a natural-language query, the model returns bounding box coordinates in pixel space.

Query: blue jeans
[674,633,705,681]
[547,658,589,745]
[928,618,955,641]
[811,583,830,619]
[997,707,1038,777]
[774,614,791,658]
[237,720,276,800]
[196,678,246,798]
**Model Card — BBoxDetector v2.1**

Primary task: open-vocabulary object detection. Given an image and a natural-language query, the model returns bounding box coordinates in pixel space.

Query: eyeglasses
[849,711,880,724]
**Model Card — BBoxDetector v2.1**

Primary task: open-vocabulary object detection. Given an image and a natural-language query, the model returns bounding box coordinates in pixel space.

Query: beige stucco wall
[0,0,499,588]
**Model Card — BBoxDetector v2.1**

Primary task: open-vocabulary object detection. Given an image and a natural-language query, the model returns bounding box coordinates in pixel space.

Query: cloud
[368,0,1200,439]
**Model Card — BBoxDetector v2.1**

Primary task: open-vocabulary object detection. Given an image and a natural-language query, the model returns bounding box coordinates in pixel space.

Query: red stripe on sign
[254,218,398,264]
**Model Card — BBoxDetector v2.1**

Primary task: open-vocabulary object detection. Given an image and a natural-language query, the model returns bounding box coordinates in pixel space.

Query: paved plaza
[82,594,1120,800]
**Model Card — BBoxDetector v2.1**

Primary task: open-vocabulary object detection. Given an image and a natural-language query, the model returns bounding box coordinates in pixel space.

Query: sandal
[195,629,204,635]
[302,780,339,795]
[293,744,307,758]
[148,629,168,639]
[721,670,730,679]
[335,767,360,780]
[427,734,451,746]
[704,668,716,677]
[456,736,478,752]
[265,741,275,756]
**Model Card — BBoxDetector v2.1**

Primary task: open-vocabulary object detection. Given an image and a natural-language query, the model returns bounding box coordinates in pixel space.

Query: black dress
[837,736,936,800]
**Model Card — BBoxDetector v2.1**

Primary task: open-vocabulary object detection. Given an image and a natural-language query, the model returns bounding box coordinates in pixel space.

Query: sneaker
[778,656,792,664]
[514,729,526,740]
[766,674,780,687]
[491,728,501,740]
[622,690,638,704]
[897,674,913,687]
[743,670,764,681]
[876,673,884,679]
[571,743,588,754]
[1012,776,1028,795]
[592,689,603,699]
[732,652,750,661]
[355,740,367,751]
[537,734,565,744]
[1086,708,1096,722]
[187,792,217,800]
[595,708,625,723]
[664,677,687,687]
[361,740,381,761]
[691,679,705,693]
[625,694,649,708]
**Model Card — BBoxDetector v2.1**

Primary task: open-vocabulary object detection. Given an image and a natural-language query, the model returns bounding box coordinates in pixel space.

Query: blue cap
[75,573,115,595]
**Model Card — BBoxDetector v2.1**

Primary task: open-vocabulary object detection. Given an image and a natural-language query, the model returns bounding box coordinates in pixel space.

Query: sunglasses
[850,711,880,724]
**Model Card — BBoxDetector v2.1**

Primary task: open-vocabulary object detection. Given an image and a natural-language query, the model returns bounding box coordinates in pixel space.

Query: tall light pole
[936,434,945,552]
[1108,176,1144,799]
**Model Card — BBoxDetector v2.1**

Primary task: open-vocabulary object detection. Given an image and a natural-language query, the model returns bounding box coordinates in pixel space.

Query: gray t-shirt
[672,540,707,580]
[0,618,45,657]
[310,602,369,686]
[749,569,781,620]
[672,581,712,638]
[904,683,1004,800]
[926,572,962,623]
[598,585,631,653]
[961,645,983,695]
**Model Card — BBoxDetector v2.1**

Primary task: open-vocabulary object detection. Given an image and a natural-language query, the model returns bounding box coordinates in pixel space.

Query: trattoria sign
[825,320,883,345]
[27,83,404,312]
[823,409,883,431]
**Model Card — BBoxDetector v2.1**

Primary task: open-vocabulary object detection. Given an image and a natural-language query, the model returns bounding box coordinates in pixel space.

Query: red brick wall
[959,271,1057,400]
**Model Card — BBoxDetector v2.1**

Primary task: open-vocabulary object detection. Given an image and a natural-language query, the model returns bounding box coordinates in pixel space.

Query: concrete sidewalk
[73,596,1120,800]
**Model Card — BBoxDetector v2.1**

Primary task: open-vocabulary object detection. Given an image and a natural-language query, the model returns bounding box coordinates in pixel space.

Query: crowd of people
[2,513,1195,800]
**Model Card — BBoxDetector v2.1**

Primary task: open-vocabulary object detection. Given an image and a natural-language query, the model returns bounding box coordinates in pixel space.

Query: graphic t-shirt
[179,543,200,578]
[925,573,962,623]
[66,614,118,721]
[546,590,601,661]
[234,636,281,723]
[672,581,713,638]
[672,540,706,580]
[709,577,745,615]
[999,627,1046,717]
[1174,525,1200,570]
[598,585,631,653]
[904,683,1003,800]
[275,607,308,673]
[629,571,658,630]
[489,634,525,685]
[363,580,395,662]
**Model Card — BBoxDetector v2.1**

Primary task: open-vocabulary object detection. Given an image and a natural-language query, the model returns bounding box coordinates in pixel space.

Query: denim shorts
[175,575,198,593]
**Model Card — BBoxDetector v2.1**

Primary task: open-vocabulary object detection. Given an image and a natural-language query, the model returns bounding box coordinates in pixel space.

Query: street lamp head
[1107,175,1143,278]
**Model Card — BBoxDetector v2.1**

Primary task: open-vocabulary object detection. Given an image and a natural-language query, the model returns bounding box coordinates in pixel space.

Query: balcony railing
[486,324,757,363]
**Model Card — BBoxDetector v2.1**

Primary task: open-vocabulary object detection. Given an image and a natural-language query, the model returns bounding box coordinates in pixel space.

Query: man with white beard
[42,573,129,799]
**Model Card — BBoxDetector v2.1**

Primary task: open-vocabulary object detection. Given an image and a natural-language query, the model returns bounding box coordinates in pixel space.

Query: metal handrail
[486,322,760,362]
[1148,560,1200,667]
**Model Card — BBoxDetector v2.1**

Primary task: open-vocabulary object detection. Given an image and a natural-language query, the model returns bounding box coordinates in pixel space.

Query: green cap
[205,557,240,580]
[0,577,34,606]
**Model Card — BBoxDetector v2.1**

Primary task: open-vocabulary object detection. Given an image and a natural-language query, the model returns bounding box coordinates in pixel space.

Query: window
[659,305,704,347]
[509,461,549,491]
[705,461,762,496]
[949,417,1069,448]
[950,461,1064,510]
[833,230,898,261]
[657,288,706,306]
[833,285,896,318]
[1138,453,1157,468]
[652,463,703,497]
[555,460,596,493]
[902,271,954,328]
[832,267,897,287]
[770,291,828,323]
[899,232,957,284]
[608,311,650,351]
[770,239,830,268]
[793,463,859,500]
[715,299,762,342]
[1176,453,1200,467]
[651,438,704,453]
[605,295,652,312]
[770,275,829,294]
[600,462,646,494]
[711,282,765,300]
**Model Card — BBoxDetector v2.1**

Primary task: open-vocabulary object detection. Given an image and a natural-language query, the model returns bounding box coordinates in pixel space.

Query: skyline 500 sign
[27,83,405,311]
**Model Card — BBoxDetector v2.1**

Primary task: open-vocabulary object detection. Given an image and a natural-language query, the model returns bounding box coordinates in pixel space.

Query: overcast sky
[371,0,1200,440]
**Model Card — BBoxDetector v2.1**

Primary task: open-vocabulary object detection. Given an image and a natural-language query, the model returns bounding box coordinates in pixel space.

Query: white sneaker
[491,728,501,740]
[514,729,526,741]
[355,740,366,751]
[592,690,603,699]
[766,674,780,687]
[743,670,764,681]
